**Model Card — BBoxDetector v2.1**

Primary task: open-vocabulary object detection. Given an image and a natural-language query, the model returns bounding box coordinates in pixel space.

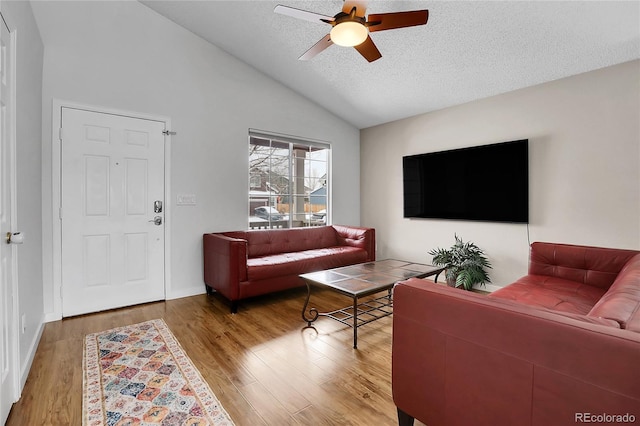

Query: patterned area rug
[83,319,235,426]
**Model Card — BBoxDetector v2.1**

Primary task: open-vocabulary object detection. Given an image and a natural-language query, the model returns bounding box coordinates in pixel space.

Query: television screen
[403,139,529,223]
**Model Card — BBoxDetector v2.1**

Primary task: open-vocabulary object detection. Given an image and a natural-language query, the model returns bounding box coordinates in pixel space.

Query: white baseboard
[19,314,45,392]
[42,286,206,321]
[477,283,502,293]
[166,285,206,300]
[44,311,62,323]
[421,276,502,293]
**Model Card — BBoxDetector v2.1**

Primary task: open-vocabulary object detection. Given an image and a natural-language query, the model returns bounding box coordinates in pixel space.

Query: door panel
[61,108,165,317]
[83,234,110,287]
[125,233,148,281]
[84,155,109,216]
[0,14,16,424]
[125,158,147,215]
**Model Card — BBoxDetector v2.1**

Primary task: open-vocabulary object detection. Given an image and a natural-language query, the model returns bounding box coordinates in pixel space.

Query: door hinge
[59,207,63,220]
[59,128,64,141]
[162,130,176,136]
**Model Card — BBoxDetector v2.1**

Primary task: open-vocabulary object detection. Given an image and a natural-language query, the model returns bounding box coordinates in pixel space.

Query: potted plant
[429,234,492,291]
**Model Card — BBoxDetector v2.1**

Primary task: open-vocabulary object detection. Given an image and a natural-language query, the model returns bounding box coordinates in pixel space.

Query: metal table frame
[300,260,443,348]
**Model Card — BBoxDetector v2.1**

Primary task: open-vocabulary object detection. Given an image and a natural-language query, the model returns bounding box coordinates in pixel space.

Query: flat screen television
[403,139,529,223]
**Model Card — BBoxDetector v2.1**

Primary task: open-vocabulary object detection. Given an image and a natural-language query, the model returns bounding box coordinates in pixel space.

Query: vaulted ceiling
[141,1,640,129]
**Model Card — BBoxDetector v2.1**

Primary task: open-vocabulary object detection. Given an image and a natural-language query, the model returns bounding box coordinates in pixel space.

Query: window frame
[248,129,331,229]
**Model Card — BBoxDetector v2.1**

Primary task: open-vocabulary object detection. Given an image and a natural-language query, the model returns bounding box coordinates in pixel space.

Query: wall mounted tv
[403,139,529,223]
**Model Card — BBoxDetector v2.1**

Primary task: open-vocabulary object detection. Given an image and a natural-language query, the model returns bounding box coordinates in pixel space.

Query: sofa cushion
[588,254,640,331]
[247,246,368,281]
[529,242,639,290]
[225,226,338,258]
[489,275,607,315]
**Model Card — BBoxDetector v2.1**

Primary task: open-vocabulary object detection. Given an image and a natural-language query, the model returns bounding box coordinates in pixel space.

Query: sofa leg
[230,301,238,314]
[397,408,414,426]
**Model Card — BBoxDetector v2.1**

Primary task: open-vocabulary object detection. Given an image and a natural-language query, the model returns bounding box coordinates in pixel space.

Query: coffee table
[299,259,444,348]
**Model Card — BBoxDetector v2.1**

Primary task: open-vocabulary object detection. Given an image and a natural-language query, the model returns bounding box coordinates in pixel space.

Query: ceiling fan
[274,1,429,62]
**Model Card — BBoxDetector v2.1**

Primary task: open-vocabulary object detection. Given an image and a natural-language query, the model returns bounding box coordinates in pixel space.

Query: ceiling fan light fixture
[330,21,368,47]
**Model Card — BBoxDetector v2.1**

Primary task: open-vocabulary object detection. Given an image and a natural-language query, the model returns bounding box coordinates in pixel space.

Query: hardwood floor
[6,287,427,425]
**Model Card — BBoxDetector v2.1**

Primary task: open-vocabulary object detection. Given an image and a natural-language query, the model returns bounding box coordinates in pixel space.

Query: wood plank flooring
[6,287,427,425]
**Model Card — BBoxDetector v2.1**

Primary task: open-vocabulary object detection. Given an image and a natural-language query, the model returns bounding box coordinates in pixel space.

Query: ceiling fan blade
[274,5,334,24]
[354,35,382,62]
[299,34,334,61]
[342,0,367,17]
[368,10,429,32]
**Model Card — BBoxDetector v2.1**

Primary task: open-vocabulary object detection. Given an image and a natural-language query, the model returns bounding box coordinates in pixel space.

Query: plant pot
[446,276,458,288]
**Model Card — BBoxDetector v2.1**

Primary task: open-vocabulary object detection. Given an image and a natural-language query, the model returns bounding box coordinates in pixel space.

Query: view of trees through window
[249,134,329,229]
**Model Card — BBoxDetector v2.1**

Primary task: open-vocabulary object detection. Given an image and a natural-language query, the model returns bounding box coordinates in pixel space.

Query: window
[249,131,330,229]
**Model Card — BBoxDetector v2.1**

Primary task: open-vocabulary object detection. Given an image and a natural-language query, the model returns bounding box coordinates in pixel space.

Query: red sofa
[393,242,640,426]
[203,225,375,312]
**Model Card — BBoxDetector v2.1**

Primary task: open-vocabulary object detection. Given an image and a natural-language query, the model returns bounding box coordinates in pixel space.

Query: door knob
[6,231,24,244]
[148,216,162,226]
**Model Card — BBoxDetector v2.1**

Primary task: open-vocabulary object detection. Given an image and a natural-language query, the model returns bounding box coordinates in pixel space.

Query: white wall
[361,60,640,290]
[31,1,360,318]
[3,0,45,386]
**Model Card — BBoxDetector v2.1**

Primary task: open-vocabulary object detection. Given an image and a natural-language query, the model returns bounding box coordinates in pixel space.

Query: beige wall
[361,60,640,289]
[32,1,360,318]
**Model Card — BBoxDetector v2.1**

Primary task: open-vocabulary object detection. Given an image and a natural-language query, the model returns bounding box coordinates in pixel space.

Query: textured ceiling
[140,1,640,129]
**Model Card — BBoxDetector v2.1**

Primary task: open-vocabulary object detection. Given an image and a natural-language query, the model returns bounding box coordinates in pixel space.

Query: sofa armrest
[203,233,248,301]
[392,278,640,426]
[332,225,375,261]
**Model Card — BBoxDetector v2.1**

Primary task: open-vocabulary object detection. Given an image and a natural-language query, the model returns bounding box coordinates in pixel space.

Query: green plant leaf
[429,234,491,290]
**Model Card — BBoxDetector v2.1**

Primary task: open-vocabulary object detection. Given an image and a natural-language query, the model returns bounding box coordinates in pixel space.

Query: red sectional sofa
[203,225,375,312]
[392,242,640,426]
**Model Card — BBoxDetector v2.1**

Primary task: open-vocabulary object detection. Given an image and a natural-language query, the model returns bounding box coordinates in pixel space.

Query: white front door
[61,108,166,317]
[0,12,17,425]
